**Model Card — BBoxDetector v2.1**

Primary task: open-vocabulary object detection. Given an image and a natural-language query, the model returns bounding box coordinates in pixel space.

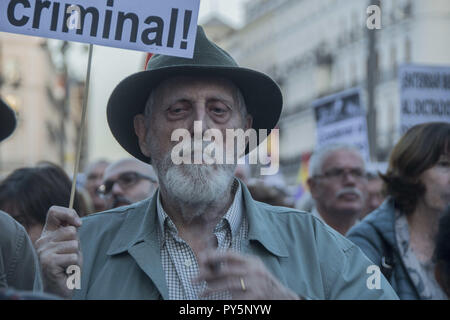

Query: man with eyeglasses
[98,158,158,210]
[307,144,368,235]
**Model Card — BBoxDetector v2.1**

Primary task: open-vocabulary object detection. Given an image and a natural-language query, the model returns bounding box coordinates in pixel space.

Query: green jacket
[0,210,42,291]
[74,184,398,300]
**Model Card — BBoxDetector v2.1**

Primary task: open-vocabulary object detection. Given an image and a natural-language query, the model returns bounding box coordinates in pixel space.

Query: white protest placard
[0,0,200,58]
[312,88,370,162]
[399,64,450,133]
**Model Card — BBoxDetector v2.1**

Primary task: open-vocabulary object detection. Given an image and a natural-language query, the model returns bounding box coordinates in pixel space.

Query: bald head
[86,159,110,175]
[104,158,156,180]
[102,158,158,209]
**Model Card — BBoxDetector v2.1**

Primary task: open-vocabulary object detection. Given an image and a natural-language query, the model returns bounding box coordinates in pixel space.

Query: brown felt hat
[107,26,282,163]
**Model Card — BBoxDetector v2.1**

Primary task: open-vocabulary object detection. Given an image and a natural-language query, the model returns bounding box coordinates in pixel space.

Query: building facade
[0,33,86,177]
[204,0,450,184]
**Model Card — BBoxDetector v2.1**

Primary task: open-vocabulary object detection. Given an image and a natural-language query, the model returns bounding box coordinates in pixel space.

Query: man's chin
[163,163,235,205]
[333,204,363,215]
[112,201,132,208]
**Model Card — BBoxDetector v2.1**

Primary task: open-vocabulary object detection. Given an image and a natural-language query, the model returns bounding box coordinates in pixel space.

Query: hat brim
[107,65,282,163]
[0,99,16,142]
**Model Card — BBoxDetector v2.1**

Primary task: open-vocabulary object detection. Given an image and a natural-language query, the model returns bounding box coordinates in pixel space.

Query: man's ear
[307,177,317,199]
[134,114,151,157]
[245,114,253,131]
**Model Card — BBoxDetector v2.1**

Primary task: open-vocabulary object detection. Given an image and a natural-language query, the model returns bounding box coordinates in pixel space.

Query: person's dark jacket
[347,198,420,299]
[0,210,41,290]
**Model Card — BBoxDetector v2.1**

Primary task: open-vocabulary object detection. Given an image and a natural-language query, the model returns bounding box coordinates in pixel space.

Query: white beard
[164,162,235,206]
[152,145,236,208]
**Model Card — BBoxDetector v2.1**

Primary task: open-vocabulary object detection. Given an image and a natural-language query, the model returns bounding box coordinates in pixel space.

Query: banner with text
[399,64,450,133]
[312,88,370,162]
[0,0,200,58]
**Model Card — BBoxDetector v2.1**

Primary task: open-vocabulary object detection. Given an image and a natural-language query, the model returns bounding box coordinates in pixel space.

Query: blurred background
[0,0,449,200]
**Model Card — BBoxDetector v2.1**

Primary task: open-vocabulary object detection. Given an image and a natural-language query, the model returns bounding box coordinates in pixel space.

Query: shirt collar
[105,179,288,258]
[156,179,243,243]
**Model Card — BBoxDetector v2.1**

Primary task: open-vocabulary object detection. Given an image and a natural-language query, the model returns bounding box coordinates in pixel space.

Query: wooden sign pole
[69,43,93,210]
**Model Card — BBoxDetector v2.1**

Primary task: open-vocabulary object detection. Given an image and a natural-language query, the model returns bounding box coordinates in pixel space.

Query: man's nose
[188,105,213,135]
[111,182,124,196]
[193,105,207,122]
[342,172,357,185]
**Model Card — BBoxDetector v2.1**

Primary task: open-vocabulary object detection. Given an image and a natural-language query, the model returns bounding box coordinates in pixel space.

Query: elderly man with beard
[307,144,368,235]
[36,27,397,300]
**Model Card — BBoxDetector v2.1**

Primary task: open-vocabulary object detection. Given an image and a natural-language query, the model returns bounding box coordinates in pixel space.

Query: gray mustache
[336,187,363,199]
[112,195,132,208]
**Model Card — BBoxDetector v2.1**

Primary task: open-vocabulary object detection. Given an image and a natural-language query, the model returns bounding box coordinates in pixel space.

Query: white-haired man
[99,158,158,209]
[36,27,397,300]
[307,144,368,235]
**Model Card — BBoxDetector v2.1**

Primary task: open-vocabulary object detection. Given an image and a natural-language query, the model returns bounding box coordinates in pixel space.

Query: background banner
[312,88,370,162]
[399,64,450,133]
[0,0,200,58]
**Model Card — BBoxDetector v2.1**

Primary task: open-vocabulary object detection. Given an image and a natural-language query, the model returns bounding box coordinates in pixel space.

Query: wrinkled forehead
[322,149,365,170]
[152,75,240,103]
[104,161,146,181]
[87,161,109,176]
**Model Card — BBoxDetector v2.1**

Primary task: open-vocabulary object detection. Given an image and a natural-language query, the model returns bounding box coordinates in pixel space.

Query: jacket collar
[106,181,288,258]
[106,194,168,299]
[106,195,159,256]
[240,182,289,258]
[364,197,397,247]
[105,179,289,300]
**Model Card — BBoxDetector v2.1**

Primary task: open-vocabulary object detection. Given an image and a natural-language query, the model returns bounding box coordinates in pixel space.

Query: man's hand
[193,250,301,300]
[35,206,82,299]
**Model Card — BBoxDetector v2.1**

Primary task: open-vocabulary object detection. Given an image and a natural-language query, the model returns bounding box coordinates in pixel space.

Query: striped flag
[144,53,153,70]
[294,152,312,200]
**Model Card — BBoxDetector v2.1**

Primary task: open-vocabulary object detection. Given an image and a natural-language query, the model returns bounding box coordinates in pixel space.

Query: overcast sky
[200,0,246,27]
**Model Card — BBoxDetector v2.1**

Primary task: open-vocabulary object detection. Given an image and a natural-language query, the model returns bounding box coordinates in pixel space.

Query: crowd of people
[0,26,448,300]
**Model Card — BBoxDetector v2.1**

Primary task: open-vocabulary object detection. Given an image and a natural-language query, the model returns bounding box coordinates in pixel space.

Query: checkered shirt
[156,180,248,300]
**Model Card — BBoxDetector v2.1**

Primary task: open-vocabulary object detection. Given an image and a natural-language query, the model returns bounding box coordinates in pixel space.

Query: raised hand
[35,206,82,298]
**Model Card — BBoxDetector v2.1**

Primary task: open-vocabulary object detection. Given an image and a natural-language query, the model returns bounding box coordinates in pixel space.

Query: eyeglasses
[96,171,157,198]
[314,168,367,181]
